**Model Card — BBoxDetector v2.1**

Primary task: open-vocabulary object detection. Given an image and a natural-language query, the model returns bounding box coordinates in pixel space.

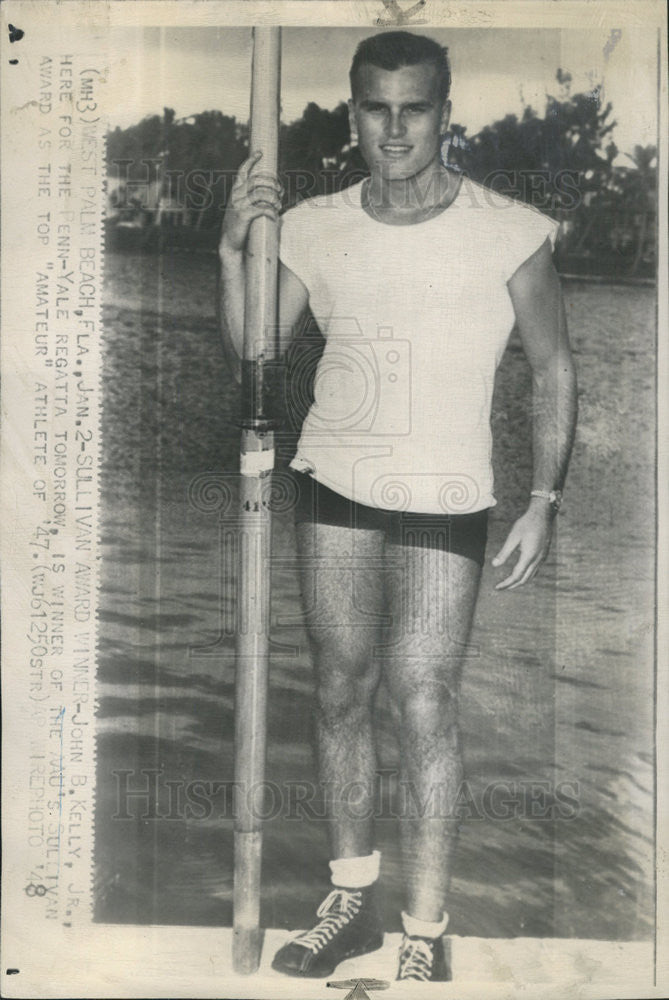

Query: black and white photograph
[1,2,667,997]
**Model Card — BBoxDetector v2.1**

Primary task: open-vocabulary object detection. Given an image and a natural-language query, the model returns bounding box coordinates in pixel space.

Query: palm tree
[622,144,657,274]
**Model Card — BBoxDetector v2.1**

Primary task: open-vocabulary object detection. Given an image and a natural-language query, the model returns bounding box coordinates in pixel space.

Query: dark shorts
[290,471,489,567]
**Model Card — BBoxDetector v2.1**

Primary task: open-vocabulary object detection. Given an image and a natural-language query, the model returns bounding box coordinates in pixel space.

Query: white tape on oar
[240,448,275,476]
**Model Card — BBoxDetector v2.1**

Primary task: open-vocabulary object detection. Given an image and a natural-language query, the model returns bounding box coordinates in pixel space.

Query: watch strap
[530,488,562,510]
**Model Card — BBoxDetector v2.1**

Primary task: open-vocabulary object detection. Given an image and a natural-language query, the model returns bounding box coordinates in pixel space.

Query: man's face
[349,62,451,182]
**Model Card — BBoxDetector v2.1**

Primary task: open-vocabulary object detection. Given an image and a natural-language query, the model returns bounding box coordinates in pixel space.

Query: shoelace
[294,888,362,954]
[398,935,434,980]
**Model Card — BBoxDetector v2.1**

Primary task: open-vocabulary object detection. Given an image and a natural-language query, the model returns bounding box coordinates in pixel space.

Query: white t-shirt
[279,176,559,514]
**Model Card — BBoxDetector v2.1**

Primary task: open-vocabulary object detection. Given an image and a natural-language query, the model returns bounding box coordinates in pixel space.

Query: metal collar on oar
[236,417,279,432]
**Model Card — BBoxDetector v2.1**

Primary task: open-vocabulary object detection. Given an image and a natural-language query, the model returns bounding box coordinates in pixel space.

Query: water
[95,251,655,940]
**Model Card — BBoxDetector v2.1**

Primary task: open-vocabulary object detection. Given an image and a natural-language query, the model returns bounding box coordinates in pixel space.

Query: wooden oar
[232,24,281,976]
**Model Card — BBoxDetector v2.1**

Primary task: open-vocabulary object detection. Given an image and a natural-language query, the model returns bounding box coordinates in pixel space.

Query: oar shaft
[233,451,272,972]
[243,25,281,374]
[233,24,281,976]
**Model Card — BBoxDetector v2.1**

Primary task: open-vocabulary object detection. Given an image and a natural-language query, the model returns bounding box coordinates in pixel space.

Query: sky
[107,25,659,160]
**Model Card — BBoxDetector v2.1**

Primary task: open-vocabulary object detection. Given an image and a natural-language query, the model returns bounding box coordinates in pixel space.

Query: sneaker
[271,886,383,978]
[397,933,451,981]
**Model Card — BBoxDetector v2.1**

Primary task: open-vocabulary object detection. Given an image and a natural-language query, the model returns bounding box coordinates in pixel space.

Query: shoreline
[104,244,657,286]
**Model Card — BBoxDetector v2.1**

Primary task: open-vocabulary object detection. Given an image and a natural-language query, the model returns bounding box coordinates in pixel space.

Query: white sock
[402,910,449,939]
[329,850,381,889]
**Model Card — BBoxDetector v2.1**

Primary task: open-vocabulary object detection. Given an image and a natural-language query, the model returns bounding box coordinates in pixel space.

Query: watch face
[551,491,563,510]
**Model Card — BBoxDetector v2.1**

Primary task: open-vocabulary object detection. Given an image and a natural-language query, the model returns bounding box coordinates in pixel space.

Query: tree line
[106,71,656,276]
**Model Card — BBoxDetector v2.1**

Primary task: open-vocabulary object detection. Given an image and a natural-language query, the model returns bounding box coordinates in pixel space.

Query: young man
[219,31,577,983]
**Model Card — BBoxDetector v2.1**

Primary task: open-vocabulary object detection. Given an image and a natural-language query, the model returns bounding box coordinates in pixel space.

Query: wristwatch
[530,489,563,513]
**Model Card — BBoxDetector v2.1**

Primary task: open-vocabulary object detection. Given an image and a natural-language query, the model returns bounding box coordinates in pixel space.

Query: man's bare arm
[218,152,308,384]
[492,237,578,590]
[218,256,308,384]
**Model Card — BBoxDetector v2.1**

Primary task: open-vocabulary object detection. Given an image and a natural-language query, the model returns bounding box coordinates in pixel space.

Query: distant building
[107,176,163,220]
[107,176,191,227]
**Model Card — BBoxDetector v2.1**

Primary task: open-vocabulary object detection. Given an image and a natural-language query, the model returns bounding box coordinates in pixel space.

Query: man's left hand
[492,506,554,590]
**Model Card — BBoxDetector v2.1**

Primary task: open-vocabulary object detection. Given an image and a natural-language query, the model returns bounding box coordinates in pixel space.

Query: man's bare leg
[271,521,387,976]
[295,520,386,858]
[382,543,482,921]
